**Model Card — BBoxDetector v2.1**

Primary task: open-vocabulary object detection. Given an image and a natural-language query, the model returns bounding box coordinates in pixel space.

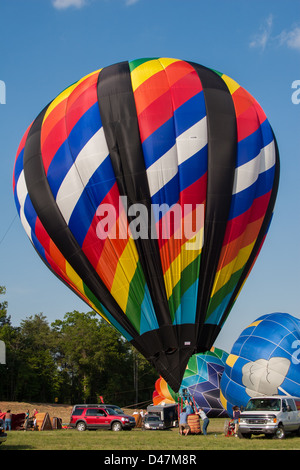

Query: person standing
[5,410,12,431]
[24,410,30,430]
[197,408,210,435]
[32,409,39,430]
[179,408,190,436]
[233,406,240,436]
[184,399,194,415]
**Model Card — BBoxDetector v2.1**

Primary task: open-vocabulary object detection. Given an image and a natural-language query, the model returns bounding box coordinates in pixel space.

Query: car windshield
[103,405,124,414]
[110,406,124,414]
[147,416,160,422]
[105,408,119,415]
[245,398,281,411]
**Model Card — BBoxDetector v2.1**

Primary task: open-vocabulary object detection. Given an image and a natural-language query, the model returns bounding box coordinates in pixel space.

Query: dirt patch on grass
[0,401,73,424]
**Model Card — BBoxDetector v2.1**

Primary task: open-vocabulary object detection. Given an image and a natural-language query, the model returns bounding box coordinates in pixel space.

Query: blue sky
[0,0,299,353]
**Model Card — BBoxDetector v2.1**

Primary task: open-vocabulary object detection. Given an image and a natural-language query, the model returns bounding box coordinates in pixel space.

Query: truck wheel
[274,425,285,439]
[76,421,87,431]
[111,421,122,432]
[238,431,251,439]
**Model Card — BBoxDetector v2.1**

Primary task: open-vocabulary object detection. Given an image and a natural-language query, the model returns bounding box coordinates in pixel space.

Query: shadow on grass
[1,443,34,449]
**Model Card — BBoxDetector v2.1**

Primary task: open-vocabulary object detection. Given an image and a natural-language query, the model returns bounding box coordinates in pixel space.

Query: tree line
[0,286,158,407]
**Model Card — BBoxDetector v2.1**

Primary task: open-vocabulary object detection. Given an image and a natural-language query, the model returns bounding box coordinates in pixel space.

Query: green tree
[0,283,158,406]
[0,286,10,326]
[52,311,105,403]
[52,311,133,404]
[16,314,58,402]
[0,286,19,400]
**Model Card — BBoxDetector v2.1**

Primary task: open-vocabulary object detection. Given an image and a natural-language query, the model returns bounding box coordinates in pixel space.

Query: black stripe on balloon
[23,105,138,340]
[217,131,280,334]
[188,63,238,351]
[97,61,171,328]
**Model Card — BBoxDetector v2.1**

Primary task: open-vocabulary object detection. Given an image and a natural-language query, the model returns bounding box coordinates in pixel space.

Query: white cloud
[52,0,139,8]
[278,26,300,51]
[250,15,300,53]
[52,0,87,9]
[249,14,273,51]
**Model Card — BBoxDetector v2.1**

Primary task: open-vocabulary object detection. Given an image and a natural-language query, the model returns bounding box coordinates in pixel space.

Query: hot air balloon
[220,313,300,415]
[13,58,279,391]
[154,347,229,417]
[153,376,177,406]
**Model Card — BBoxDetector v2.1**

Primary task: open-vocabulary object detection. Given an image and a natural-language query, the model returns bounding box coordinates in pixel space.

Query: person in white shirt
[197,408,209,435]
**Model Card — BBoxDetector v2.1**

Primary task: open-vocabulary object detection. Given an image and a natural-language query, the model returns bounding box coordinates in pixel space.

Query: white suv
[238,396,300,439]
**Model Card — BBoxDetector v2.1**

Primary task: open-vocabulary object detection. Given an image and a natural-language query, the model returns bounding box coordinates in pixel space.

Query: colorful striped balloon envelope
[13,58,279,391]
[153,347,229,417]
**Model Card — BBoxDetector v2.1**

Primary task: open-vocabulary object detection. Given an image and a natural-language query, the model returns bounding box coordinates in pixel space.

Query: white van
[238,396,300,439]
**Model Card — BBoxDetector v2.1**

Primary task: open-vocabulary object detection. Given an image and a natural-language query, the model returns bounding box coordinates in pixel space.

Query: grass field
[1,419,300,452]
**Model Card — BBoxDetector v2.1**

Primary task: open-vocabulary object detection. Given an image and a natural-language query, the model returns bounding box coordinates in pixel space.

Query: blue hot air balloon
[220,313,300,416]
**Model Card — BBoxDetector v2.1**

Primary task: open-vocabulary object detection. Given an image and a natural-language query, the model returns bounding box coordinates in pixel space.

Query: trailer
[146,403,178,428]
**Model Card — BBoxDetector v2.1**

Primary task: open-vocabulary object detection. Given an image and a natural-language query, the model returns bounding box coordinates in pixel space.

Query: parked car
[0,419,7,445]
[71,404,125,415]
[69,406,136,431]
[238,396,300,439]
[142,415,165,430]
